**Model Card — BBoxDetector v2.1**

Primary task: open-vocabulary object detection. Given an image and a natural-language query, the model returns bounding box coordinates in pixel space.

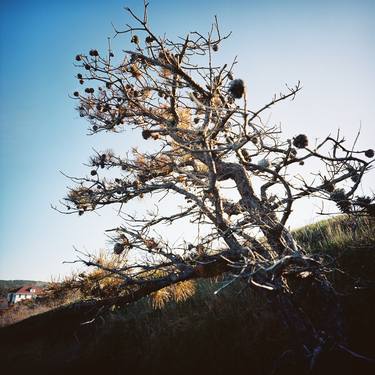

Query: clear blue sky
[0,0,374,280]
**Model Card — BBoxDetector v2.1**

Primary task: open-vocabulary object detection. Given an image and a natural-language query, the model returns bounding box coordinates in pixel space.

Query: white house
[7,285,42,304]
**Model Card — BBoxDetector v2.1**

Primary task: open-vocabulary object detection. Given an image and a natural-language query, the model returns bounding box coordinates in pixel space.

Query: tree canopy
[58,2,374,369]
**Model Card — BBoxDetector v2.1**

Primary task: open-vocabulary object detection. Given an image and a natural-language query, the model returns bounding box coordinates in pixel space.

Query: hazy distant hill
[0,280,48,296]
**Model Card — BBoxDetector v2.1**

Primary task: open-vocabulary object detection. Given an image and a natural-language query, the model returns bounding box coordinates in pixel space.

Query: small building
[7,285,42,304]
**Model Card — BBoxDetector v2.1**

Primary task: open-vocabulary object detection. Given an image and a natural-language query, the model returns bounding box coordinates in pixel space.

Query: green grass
[294,215,375,254]
[294,216,375,283]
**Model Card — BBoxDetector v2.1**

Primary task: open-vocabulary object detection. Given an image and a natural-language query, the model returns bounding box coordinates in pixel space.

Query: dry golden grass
[150,280,196,309]
[0,299,59,328]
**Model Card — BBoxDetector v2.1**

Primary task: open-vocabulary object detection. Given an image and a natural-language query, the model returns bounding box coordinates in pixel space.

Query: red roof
[11,285,43,295]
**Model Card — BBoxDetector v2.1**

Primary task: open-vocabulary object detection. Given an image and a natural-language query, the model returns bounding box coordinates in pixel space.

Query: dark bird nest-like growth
[365,148,374,158]
[228,79,245,99]
[293,134,308,149]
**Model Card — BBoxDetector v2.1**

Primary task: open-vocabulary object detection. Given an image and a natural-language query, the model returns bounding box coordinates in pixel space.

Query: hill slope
[0,216,374,375]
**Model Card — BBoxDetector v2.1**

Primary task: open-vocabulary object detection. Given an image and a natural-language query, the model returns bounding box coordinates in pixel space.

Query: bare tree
[60,2,374,370]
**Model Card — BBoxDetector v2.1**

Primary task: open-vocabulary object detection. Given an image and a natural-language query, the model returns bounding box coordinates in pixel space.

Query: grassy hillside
[0,216,374,375]
[294,215,375,256]
[294,216,375,289]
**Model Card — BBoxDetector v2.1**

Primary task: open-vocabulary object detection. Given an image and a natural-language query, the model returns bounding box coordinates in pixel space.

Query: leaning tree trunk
[268,270,346,374]
[215,159,348,372]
